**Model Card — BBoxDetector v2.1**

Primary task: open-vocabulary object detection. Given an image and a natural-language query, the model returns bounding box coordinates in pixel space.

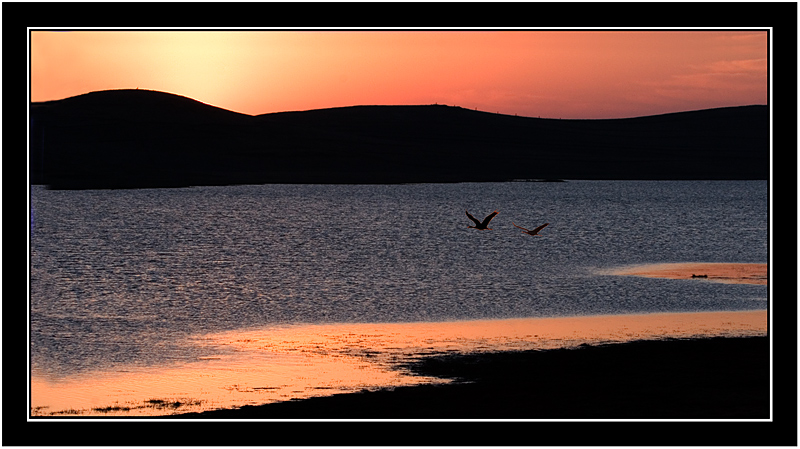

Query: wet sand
[171,335,769,420]
[608,262,768,285]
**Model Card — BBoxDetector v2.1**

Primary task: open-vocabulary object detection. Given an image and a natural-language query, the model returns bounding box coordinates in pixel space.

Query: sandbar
[608,262,767,285]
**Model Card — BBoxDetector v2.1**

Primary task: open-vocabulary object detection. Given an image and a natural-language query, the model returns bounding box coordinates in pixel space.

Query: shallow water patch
[603,262,767,285]
[30,310,767,418]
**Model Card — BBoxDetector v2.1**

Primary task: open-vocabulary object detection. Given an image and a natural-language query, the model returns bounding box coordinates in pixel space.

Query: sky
[29,29,768,119]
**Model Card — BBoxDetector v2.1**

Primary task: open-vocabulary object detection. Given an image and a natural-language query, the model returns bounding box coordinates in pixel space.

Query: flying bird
[466,210,499,230]
[513,222,549,236]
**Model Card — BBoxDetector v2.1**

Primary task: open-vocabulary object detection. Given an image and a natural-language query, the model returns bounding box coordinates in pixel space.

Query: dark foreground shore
[171,336,769,420]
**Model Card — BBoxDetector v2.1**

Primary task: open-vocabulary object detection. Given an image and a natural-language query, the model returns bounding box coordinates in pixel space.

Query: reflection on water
[606,262,768,285]
[31,310,767,418]
[30,182,769,418]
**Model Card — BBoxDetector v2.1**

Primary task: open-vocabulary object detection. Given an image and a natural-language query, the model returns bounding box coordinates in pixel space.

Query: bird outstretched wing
[465,210,482,226]
[481,211,499,227]
[531,223,550,234]
[514,222,549,235]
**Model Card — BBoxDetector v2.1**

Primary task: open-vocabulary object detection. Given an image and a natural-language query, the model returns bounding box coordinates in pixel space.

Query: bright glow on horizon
[30,29,768,119]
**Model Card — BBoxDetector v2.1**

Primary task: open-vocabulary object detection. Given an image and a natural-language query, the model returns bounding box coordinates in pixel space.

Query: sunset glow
[31,310,766,417]
[29,29,768,119]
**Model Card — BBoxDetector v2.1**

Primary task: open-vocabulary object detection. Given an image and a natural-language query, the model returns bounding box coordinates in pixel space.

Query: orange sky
[29,29,768,119]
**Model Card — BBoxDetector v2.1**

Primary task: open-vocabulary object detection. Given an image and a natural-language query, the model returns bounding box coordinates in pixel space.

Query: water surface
[29,181,769,417]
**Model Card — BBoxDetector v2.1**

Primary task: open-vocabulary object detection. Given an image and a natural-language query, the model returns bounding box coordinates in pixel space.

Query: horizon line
[30,87,769,121]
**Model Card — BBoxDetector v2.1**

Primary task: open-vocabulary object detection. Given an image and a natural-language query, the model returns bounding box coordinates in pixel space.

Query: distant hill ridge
[30,89,769,189]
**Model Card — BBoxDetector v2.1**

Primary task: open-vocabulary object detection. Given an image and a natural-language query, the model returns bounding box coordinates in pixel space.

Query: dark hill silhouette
[29,89,769,189]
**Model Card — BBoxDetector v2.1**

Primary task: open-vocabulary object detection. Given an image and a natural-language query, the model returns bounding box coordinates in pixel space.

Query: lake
[28,181,769,417]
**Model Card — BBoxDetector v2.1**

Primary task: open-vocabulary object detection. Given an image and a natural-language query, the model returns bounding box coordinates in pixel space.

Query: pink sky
[30,29,768,119]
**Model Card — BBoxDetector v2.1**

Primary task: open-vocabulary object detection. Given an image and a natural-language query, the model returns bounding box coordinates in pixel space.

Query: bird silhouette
[513,222,549,236]
[466,210,499,230]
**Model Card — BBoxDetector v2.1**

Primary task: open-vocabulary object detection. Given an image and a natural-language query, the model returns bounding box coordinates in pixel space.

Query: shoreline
[608,262,767,285]
[169,334,769,420]
[30,310,767,418]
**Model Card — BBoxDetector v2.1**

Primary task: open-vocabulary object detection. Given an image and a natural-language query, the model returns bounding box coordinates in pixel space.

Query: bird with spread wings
[465,210,499,230]
[513,222,549,236]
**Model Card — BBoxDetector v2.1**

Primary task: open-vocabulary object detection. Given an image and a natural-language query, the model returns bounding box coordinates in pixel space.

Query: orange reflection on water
[607,262,768,285]
[30,310,767,418]
[31,343,427,417]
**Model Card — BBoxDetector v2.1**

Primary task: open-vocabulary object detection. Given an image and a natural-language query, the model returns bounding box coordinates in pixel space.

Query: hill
[29,89,769,189]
